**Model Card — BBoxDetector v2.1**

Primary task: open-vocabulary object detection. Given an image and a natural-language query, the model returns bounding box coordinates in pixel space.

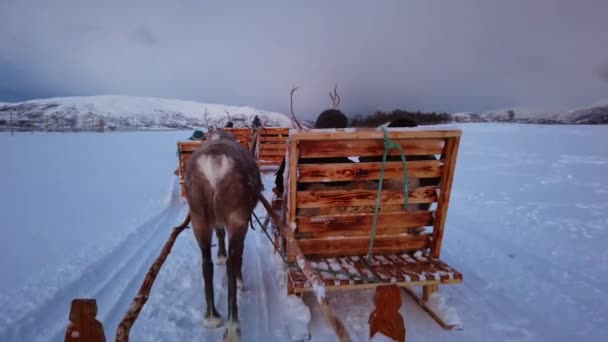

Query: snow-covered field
[1,123,607,341]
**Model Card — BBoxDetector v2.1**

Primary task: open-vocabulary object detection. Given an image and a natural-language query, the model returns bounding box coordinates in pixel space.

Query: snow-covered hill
[0,95,293,131]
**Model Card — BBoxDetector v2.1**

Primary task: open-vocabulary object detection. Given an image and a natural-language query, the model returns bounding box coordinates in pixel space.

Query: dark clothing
[252,116,261,128]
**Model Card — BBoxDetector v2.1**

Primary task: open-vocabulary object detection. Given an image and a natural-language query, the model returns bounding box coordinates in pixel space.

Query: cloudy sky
[1,0,607,118]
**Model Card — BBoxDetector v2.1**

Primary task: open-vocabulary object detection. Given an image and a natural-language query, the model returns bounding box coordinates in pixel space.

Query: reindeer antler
[203,107,210,130]
[224,109,231,122]
[290,85,303,129]
[329,83,341,109]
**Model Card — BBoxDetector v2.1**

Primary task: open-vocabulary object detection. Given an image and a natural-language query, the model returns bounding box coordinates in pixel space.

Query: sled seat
[276,127,463,296]
[177,141,203,197]
[289,252,462,291]
[223,127,254,150]
[256,127,290,167]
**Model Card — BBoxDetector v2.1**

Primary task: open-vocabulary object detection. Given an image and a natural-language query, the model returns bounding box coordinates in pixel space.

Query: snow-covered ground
[1,123,607,341]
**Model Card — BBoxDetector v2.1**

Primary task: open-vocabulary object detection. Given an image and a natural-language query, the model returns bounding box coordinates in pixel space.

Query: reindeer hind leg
[224,228,246,342]
[215,225,228,265]
[192,213,223,328]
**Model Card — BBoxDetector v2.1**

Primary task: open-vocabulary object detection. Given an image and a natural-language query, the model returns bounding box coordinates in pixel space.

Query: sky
[1,0,607,118]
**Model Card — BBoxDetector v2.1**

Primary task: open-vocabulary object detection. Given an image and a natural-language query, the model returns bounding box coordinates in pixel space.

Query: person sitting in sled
[251,115,261,128]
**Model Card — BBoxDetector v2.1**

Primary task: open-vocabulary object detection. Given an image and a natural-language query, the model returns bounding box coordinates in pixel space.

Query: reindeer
[184,129,263,341]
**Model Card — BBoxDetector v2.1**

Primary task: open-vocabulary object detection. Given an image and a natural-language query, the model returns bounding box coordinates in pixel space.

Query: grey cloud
[1,0,607,117]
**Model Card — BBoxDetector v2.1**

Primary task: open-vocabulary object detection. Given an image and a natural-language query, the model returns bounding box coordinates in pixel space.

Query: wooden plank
[289,128,462,141]
[297,160,442,182]
[177,141,203,153]
[288,253,463,293]
[297,187,438,208]
[258,160,283,166]
[258,144,287,150]
[286,138,298,262]
[260,135,289,144]
[431,136,460,258]
[260,127,290,135]
[258,149,287,157]
[296,211,434,235]
[258,155,285,163]
[298,235,430,257]
[298,138,445,158]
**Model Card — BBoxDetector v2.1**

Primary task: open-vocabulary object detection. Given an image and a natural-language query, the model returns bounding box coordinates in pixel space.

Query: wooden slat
[260,127,290,135]
[432,136,461,258]
[296,211,434,236]
[297,187,438,208]
[286,138,298,262]
[288,253,463,293]
[177,141,203,153]
[259,145,287,151]
[289,128,462,141]
[297,160,442,182]
[260,136,288,142]
[298,139,445,158]
[258,155,285,162]
[298,235,430,257]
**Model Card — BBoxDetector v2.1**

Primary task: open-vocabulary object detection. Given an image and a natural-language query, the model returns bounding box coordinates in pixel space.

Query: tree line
[349,109,453,127]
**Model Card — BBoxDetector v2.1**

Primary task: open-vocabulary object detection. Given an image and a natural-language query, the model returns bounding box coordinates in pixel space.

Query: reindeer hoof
[223,321,241,342]
[203,314,224,328]
[216,255,227,265]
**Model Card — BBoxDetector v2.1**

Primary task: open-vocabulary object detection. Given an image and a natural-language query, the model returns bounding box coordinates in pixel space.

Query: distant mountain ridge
[0,95,293,132]
[453,101,608,124]
[1,95,606,132]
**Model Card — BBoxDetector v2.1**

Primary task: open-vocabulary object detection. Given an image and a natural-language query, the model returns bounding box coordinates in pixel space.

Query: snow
[369,332,397,342]
[1,122,608,341]
[425,292,463,329]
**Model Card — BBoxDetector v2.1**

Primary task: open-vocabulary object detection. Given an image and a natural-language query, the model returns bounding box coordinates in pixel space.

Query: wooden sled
[223,127,254,150]
[176,141,203,197]
[268,126,463,336]
[255,127,290,167]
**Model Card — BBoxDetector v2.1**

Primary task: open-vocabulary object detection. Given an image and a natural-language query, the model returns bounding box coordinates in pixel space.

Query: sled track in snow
[0,200,186,342]
[1,175,288,342]
[125,202,276,341]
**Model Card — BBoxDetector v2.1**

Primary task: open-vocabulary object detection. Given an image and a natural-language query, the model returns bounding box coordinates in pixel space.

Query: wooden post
[431,136,461,259]
[65,299,106,342]
[422,284,438,302]
[369,285,405,342]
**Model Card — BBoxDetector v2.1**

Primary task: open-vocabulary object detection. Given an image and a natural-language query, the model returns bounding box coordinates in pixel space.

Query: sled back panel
[282,127,461,261]
[223,127,253,150]
[177,141,203,197]
[256,127,290,166]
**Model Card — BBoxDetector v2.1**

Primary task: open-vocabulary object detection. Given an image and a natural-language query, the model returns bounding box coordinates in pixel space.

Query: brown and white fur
[184,129,263,341]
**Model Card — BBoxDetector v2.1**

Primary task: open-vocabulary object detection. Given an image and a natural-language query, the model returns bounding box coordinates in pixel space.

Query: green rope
[367,127,410,263]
